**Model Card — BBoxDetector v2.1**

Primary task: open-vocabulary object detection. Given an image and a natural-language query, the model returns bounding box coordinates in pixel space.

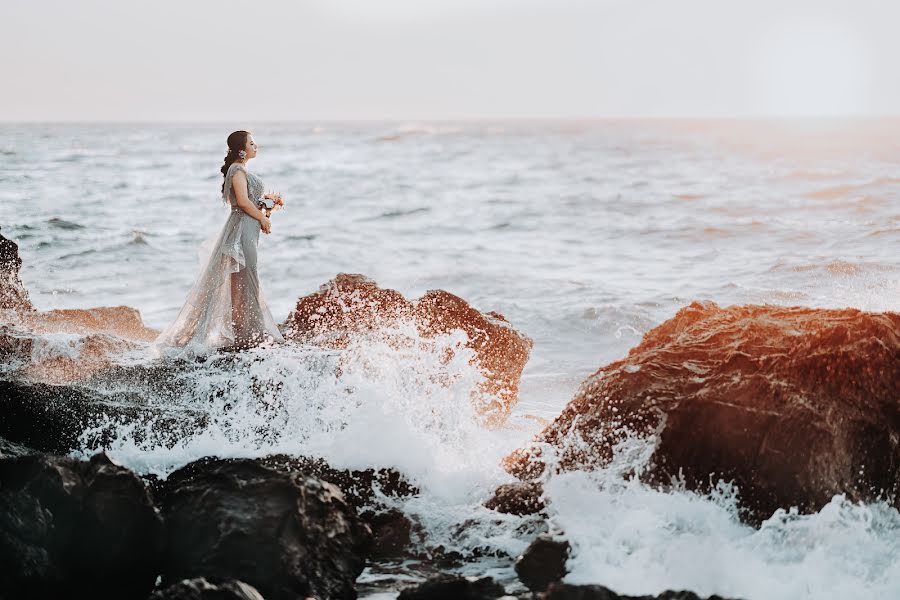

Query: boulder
[159,457,372,600]
[281,274,533,425]
[541,583,740,599]
[484,481,545,516]
[0,452,164,600]
[0,379,209,455]
[504,301,900,523]
[397,575,506,600]
[0,229,32,313]
[515,534,570,592]
[149,578,266,600]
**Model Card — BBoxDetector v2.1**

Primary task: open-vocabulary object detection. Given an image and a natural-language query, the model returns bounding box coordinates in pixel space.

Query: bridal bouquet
[257,191,285,218]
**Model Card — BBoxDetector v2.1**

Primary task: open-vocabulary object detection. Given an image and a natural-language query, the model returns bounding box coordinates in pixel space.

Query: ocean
[1,119,899,599]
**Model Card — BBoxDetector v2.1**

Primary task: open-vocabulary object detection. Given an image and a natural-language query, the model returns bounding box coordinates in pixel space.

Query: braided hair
[220,130,250,195]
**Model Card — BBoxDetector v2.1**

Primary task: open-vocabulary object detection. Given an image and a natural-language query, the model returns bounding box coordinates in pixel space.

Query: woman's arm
[231,170,272,233]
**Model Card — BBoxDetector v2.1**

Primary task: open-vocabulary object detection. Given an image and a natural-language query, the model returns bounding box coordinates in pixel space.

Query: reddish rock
[484,481,545,516]
[282,274,533,424]
[0,229,33,313]
[504,301,900,522]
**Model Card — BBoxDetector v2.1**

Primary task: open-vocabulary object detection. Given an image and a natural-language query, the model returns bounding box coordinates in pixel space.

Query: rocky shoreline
[4,226,900,598]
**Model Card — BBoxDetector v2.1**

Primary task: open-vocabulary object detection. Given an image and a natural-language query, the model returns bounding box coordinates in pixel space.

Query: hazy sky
[3,0,898,120]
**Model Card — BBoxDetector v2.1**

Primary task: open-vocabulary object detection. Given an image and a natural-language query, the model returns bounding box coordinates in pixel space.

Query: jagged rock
[0,435,37,458]
[363,507,414,559]
[159,457,372,600]
[149,577,266,600]
[0,229,33,313]
[0,379,208,455]
[397,574,506,600]
[541,582,741,599]
[515,534,570,592]
[484,481,545,516]
[0,452,164,600]
[504,301,900,523]
[255,454,419,509]
[282,274,533,425]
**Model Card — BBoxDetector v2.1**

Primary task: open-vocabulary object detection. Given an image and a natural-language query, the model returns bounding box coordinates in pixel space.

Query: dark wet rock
[282,273,533,425]
[0,379,209,455]
[0,435,37,458]
[159,457,372,600]
[397,574,506,600]
[0,452,164,600]
[256,453,419,510]
[0,229,33,313]
[541,582,741,599]
[253,454,420,560]
[505,301,900,523]
[364,507,414,559]
[516,534,571,592]
[149,577,266,600]
[485,481,545,516]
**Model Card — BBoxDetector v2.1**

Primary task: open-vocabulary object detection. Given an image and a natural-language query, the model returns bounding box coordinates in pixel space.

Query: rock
[0,452,164,600]
[0,379,209,455]
[0,435,37,458]
[159,457,372,600]
[0,229,33,313]
[484,481,545,516]
[281,274,533,425]
[149,577,266,600]
[541,583,741,599]
[504,301,900,523]
[397,574,506,600]
[1,306,159,384]
[363,507,414,559]
[0,232,160,384]
[516,534,570,592]
[255,454,419,510]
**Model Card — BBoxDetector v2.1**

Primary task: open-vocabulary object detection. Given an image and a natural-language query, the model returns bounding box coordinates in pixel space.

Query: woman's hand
[260,216,272,234]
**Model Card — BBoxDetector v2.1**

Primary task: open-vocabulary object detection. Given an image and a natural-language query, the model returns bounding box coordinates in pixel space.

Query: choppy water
[1,120,899,599]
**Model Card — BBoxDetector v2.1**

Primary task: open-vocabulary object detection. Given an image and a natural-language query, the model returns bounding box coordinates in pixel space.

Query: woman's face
[244,134,258,160]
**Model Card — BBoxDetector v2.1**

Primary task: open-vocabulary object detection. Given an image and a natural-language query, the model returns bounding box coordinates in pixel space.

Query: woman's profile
[153,130,285,357]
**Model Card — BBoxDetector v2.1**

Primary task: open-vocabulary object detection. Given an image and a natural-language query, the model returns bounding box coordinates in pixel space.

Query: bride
[153,130,286,358]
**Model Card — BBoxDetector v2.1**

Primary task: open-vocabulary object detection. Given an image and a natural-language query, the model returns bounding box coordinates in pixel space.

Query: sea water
[1,119,899,599]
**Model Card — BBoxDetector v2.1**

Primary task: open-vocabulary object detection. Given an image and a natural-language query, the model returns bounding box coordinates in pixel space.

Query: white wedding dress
[153,162,285,358]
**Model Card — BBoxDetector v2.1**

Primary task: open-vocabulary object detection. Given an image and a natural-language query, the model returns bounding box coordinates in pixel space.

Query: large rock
[541,583,740,599]
[0,229,32,313]
[0,231,159,384]
[0,379,208,455]
[397,575,506,600]
[1,306,159,384]
[281,274,533,425]
[504,301,900,523]
[0,452,164,600]
[149,578,266,600]
[515,534,570,592]
[159,457,372,600]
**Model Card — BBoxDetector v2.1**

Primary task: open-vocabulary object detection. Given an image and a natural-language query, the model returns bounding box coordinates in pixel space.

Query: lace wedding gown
[153,162,285,358]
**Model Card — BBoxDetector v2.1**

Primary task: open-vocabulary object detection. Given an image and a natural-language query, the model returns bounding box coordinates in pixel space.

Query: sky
[3,0,898,121]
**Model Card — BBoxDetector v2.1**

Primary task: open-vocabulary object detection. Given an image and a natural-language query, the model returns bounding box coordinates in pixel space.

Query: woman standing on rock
[153,130,285,357]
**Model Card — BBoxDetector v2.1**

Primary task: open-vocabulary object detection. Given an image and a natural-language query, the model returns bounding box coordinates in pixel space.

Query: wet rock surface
[397,574,507,600]
[0,228,33,313]
[505,301,900,522]
[515,534,571,592]
[484,481,546,516]
[149,578,266,600]
[0,452,164,600]
[282,273,533,424]
[158,457,372,600]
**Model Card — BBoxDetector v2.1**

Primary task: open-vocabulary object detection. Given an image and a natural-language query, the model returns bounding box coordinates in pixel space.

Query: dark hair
[220,130,250,195]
